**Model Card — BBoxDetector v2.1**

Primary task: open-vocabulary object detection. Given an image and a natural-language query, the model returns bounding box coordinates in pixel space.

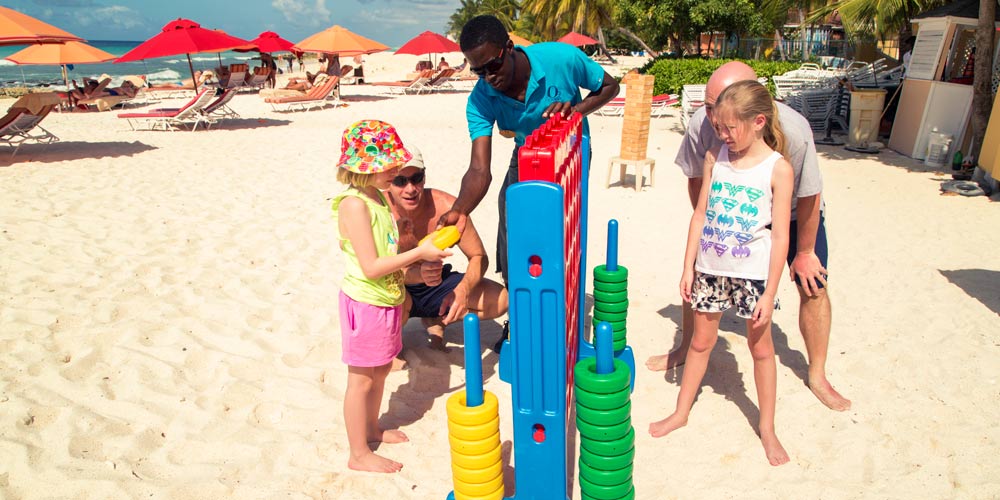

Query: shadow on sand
[940,268,1000,315]
[0,140,157,165]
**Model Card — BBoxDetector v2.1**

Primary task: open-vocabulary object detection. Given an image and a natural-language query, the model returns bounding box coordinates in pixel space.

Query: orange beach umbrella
[7,40,116,89]
[509,32,533,46]
[0,5,83,46]
[294,25,388,56]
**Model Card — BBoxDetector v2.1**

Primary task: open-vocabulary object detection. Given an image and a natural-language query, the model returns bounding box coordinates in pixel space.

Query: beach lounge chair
[264,76,340,112]
[596,97,625,116]
[242,71,269,92]
[423,68,457,93]
[680,84,706,128]
[117,88,216,131]
[0,98,60,158]
[650,93,679,117]
[202,88,239,122]
[371,70,435,95]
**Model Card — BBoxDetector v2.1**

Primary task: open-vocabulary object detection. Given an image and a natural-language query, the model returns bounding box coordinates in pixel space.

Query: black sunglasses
[391,170,425,187]
[471,45,508,76]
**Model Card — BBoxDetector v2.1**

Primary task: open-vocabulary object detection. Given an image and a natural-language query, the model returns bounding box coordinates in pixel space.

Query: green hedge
[637,58,801,96]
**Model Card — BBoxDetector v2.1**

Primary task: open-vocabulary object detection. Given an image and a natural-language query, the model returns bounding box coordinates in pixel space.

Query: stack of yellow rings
[574,357,635,500]
[446,390,504,500]
[592,264,628,352]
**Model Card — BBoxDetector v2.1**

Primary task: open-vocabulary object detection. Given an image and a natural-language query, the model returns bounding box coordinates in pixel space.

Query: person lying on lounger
[147,71,214,90]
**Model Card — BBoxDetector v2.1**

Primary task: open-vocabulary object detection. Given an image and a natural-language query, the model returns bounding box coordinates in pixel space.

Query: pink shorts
[339,291,403,367]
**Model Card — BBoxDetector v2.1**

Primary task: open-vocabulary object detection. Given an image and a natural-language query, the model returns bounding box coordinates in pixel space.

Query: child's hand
[679,269,694,304]
[418,237,452,262]
[751,294,775,328]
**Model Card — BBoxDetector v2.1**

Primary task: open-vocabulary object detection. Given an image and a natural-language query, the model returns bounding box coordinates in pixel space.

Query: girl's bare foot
[760,432,789,466]
[644,350,686,372]
[348,451,403,473]
[649,413,687,438]
[369,428,408,444]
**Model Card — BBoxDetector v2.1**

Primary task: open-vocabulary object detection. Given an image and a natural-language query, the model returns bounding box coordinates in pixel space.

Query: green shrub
[638,58,800,96]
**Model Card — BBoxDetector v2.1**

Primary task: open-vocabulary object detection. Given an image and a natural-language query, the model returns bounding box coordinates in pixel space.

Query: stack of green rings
[574,357,635,500]
[592,264,628,352]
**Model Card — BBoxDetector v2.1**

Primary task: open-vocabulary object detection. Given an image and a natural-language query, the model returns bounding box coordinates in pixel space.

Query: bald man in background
[647,62,850,411]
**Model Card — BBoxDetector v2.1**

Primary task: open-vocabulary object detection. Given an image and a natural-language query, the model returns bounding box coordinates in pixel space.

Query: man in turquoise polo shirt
[437,15,619,283]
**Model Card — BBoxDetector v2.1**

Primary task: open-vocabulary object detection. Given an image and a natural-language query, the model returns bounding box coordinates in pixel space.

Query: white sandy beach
[1,52,999,499]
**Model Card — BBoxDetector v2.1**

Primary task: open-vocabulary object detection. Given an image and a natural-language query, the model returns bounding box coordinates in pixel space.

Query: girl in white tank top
[651,81,795,466]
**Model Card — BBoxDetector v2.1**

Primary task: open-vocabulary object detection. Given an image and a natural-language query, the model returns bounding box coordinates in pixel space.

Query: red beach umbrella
[396,31,460,56]
[246,31,295,53]
[395,30,461,66]
[115,18,250,85]
[557,32,599,47]
[0,5,83,46]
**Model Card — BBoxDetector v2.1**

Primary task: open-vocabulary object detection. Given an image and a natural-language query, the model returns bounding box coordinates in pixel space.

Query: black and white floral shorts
[691,271,778,318]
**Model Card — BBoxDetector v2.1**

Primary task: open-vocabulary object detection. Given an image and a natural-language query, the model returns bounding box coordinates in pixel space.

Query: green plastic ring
[579,459,633,487]
[576,417,632,442]
[593,289,628,303]
[578,475,633,500]
[574,357,630,395]
[592,310,627,324]
[593,264,628,283]
[580,426,635,457]
[612,338,628,352]
[593,299,629,313]
[593,279,628,293]
[574,386,630,410]
[581,485,634,500]
[576,400,631,426]
[592,318,626,331]
[580,445,635,472]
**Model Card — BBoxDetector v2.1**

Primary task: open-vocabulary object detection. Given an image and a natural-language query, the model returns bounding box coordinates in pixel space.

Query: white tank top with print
[695,146,781,281]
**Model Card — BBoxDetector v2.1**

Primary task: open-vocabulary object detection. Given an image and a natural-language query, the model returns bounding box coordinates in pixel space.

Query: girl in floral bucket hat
[331,119,452,473]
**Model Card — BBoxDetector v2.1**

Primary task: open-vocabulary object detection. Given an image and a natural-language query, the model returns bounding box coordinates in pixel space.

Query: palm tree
[520,0,621,61]
[478,0,521,30]
[970,0,995,163]
[805,0,948,46]
[447,0,483,38]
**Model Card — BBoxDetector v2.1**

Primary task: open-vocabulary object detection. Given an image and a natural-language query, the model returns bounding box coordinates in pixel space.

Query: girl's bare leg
[366,361,408,444]
[345,365,402,473]
[746,319,789,466]
[650,311,720,437]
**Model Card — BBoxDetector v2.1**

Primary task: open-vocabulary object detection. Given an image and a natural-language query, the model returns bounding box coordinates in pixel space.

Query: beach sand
[1,52,999,499]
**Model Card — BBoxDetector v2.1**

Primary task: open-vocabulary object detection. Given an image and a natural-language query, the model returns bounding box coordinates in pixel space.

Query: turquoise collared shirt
[466,42,606,147]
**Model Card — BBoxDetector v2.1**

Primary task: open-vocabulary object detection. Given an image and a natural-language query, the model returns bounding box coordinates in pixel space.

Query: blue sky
[7,0,461,47]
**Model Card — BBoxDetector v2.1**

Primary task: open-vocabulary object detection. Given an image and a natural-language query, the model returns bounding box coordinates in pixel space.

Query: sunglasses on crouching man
[391,170,425,187]
[470,43,510,77]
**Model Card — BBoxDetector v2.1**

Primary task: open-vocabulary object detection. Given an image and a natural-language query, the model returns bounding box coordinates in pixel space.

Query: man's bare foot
[390,356,408,372]
[369,428,409,444]
[428,334,449,352]
[648,413,687,438]
[809,378,851,411]
[645,349,686,372]
[760,432,789,466]
[348,451,403,473]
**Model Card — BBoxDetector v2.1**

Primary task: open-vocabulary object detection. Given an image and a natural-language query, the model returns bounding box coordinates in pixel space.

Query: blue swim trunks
[405,264,465,318]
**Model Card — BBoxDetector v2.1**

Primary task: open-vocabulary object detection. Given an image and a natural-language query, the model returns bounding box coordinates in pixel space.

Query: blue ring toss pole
[464,313,483,407]
[595,322,614,374]
[606,220,619,272]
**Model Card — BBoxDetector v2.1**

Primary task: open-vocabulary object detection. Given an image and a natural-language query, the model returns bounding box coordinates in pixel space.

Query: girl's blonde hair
[337,168,377,189]
[715,80,786,157]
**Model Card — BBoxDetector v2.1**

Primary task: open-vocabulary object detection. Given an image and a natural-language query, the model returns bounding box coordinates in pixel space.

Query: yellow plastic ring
[453,460,503,485]
[447,390,499,426]
[451,444,501,470]
[449,430,500,456]
[453,470,504,497]
[448,415,500,441]
[454,488,506,500]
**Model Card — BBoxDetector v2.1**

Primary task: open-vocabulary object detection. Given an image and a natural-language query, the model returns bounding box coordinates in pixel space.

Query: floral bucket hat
[337,119,412,174]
